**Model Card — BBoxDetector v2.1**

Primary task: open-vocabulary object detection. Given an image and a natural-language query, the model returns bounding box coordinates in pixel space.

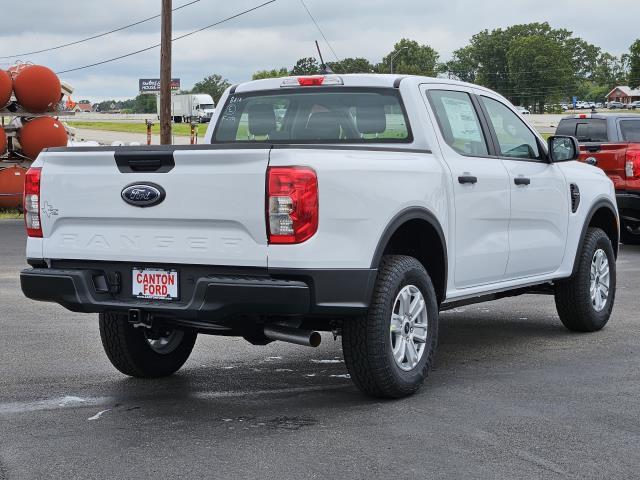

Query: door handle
[458,175,478,185]
[514,177,531,186]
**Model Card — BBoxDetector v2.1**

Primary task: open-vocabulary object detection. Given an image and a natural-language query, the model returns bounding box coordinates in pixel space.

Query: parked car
[516,106,530,114]
[608,101,625,109]
[629,101,640,110]
[21,74,619,398]
[557,113,640,244]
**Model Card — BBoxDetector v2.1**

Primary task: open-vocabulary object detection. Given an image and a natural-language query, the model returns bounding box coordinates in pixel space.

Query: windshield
[212,87,412,144]
[200,104,214,110]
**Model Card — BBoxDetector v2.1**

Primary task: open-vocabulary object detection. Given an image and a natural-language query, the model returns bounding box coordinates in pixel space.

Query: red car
[557,114,640,244]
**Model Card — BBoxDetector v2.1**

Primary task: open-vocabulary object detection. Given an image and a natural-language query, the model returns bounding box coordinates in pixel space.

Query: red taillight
[297,76,325,86]
[626,150,640,179]
[267,166,318,244]
[24,167,42,237]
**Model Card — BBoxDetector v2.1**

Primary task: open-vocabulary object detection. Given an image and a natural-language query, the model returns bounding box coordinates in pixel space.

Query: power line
[299,0,339,62]
[55,0,276,75]
[0,0,200,60]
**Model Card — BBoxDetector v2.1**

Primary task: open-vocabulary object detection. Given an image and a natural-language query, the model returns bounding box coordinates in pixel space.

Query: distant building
[73,103,93,113]
[606,86,640,106]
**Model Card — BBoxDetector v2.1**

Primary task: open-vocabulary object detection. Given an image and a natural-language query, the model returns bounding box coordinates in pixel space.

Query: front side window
[620,120,640,142]
[481,96,541,160]
[427,90,489,156]
[212,88,411,144]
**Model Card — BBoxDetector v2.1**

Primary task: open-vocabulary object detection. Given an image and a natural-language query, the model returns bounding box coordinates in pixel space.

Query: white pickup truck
[21,74,619,398]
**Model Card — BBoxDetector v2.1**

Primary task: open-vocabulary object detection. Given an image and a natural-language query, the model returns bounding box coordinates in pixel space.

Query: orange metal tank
[13,65,61,113]
[0,165,26,208]
[0,69,11,107]
[0,125,6,155]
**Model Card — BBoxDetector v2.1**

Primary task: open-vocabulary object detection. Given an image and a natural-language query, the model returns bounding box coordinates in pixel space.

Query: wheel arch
[370,207,448,304]
[571,199,619,276]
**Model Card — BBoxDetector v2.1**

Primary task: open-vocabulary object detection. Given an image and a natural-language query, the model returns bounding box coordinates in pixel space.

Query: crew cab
[21,75,619,398]
[557,113,640,244]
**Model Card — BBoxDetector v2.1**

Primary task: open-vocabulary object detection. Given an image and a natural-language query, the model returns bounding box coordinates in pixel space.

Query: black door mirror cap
[548,135,580,163]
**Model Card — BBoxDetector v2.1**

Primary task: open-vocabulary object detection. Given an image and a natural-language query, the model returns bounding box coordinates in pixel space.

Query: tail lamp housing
[626,150,640,179]
[267,166,318,244]
[24,167,42,237]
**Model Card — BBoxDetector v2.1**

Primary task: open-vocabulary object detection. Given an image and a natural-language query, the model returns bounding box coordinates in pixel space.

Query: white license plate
[132,268,179,300]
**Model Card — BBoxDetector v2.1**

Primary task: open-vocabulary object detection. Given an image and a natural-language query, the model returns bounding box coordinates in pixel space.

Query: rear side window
[620,120,640,142]
[556,119,578,136]
[212,88,411,144]
[427,90,489,156]
[557,118,608,142]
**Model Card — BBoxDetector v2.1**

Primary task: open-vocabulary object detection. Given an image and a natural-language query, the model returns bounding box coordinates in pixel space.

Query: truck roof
[560,114,640,121]
[232,74,499,96]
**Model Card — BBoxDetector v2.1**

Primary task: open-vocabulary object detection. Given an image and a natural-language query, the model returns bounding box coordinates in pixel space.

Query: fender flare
[571,198,619,276]
[370,207,448,297]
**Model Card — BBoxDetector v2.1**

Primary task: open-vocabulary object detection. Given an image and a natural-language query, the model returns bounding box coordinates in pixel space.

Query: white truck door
[422,85,511,288]
[476,94,569,277]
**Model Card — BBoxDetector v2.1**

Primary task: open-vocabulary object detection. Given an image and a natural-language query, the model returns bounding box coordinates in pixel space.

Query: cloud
[0,0,637,100]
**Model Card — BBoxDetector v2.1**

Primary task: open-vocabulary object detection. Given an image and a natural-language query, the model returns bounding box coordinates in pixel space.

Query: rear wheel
[342,255,439,398]
[99,312,197,378]
[554,227,616,332]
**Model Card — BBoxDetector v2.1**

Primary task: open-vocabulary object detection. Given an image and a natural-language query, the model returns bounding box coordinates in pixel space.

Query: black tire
[99,312,197,378]
[342,255,439,399]
[554,227,616,332]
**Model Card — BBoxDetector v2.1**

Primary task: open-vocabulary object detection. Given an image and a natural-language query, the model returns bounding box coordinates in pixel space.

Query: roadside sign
[572,96,578,108]
[139,78,180,94]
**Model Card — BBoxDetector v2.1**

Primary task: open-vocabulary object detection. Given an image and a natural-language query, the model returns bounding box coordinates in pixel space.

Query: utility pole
[160,0,172,145]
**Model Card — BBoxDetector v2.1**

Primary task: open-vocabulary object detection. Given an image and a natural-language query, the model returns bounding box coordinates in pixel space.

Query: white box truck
[157,93,215,123]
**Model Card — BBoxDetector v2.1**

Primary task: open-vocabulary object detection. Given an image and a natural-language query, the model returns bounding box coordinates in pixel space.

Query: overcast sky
[0,0,638,101]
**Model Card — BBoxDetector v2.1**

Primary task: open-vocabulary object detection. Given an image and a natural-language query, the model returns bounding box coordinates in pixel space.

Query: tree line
[94,22,640,114]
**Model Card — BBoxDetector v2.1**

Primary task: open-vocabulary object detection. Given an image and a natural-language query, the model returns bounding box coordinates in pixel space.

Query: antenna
[315,40,334,74]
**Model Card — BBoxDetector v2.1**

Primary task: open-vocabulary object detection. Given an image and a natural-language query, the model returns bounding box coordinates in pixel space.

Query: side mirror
[548,135,580,162]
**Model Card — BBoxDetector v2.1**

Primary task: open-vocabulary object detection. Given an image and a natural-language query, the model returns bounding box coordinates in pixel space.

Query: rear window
[620,120,640,142]
[212,87,412,144]
[556,118,608,142]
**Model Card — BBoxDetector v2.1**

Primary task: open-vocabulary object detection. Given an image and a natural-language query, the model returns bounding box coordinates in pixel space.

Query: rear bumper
[20,263,377,322]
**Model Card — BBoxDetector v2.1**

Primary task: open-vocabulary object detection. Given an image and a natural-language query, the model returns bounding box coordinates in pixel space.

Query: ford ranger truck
[21,75,619,398]
[557,113,640,244]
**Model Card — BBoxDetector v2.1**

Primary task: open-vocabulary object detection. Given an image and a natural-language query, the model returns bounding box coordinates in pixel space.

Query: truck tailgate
[38,147,269,266]
[579,143,628,189]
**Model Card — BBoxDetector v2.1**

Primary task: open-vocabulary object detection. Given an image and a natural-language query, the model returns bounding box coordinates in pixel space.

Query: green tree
[591,52,627,90]
[290,57,320,75]
[327,57,375,74]
[382,39,439,76]
[191,74,231,103]
[252,68,289,80]
[444,45,477,83]
[629,39,640,88]
[507,35,571,112]
[459,22,604,107]
[133,93,157,114]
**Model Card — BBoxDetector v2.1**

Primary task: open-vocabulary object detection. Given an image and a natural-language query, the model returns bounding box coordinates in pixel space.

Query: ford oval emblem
[121,183,166,208]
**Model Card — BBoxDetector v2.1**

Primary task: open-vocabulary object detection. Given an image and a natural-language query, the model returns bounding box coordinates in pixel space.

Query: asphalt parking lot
[1,218,639,479]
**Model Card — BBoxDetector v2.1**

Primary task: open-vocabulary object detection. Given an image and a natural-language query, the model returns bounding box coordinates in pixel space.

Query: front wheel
[99,313,197,378]
[554,227,616,332]
[342,255,439,398]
